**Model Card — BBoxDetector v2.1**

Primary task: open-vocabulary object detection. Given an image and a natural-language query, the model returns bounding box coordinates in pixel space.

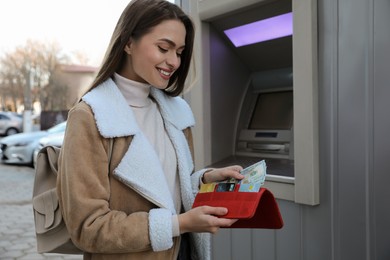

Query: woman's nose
[166,52,180,69]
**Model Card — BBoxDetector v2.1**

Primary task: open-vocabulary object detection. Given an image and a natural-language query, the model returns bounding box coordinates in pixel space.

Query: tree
[0,40,71,112]
[0,52,25,111]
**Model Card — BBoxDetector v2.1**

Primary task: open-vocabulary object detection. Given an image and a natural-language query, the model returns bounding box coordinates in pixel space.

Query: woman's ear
[124,42,132,55]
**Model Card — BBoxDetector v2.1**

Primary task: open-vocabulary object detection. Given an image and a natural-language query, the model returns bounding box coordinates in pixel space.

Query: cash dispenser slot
[255,132,278,138]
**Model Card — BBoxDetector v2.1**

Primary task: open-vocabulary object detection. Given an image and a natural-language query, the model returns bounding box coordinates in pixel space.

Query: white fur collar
[82,78,195,138]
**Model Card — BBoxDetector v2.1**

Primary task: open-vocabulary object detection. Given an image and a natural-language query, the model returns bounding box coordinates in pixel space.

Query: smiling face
[120,19,186,89]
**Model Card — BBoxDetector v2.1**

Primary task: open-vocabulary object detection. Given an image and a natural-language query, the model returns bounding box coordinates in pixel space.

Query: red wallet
[192,187,284,229]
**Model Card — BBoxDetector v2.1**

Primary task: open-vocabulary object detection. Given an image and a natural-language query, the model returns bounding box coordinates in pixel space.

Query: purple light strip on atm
[224,12,293,47]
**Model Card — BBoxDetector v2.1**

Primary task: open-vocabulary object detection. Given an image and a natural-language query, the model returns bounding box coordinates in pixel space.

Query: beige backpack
[32,140,113,254]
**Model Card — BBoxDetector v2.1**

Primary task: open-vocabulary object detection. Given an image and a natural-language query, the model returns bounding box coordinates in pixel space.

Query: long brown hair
[86,0,195,97]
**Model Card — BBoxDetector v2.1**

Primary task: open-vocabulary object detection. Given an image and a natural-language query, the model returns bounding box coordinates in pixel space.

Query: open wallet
[192,187,284,229]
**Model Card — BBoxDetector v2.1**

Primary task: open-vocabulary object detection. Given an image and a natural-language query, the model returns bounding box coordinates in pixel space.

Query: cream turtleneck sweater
[114,73,181,237]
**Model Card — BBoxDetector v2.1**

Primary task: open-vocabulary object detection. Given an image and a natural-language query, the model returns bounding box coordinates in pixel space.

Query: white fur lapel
[82,78,139,138]
[82,78,195,213]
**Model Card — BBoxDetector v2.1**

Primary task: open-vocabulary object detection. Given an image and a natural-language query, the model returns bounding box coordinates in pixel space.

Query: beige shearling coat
[57,79,211,259]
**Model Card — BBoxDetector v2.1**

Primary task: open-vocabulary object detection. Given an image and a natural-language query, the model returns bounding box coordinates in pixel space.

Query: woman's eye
[176,52,182,57]
[158,46,168,53]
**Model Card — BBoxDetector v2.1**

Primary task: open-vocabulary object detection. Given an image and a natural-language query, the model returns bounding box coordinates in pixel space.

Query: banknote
[238,160,267,192]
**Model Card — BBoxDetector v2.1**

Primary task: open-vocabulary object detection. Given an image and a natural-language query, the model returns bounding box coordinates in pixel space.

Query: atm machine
[202,0,295,178]
[189,0,319,205]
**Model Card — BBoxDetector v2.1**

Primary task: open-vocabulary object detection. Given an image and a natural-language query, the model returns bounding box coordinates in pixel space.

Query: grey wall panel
[275,200,302,260]
[252,229,276,260]
[232,229,254,260]
[301,203,332,259]
[212,229,233,259]
[373,0,390,259]
[337,0,370,258]
[318,0,340,258]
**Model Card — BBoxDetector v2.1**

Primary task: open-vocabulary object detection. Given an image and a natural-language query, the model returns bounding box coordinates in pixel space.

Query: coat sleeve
[57,103,161,253]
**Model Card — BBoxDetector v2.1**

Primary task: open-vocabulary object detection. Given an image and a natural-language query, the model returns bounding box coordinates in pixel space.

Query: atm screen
[249,90,293,130]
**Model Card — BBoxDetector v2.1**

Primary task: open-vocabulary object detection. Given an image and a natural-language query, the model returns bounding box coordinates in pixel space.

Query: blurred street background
[0,2,158,258]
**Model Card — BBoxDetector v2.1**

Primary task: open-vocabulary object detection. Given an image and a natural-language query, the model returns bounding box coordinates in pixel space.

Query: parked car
[0,111,23,136]
[0,121,66,166]
[33,132,65,168]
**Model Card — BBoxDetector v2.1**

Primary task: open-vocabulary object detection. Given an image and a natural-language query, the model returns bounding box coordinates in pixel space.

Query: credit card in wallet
[199,183,217,193]
[216,182,236,192]
[238,160,267,192]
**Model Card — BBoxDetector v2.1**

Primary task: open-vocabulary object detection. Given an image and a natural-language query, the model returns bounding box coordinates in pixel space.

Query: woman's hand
[178,206,237,234]
[181,165,243,234]
[202,165,244,184]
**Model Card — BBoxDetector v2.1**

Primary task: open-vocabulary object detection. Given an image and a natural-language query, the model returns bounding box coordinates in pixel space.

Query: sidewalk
[0,163,81,259]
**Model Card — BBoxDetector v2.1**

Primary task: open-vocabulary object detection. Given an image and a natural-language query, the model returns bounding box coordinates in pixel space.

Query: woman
[57,0,243,259]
